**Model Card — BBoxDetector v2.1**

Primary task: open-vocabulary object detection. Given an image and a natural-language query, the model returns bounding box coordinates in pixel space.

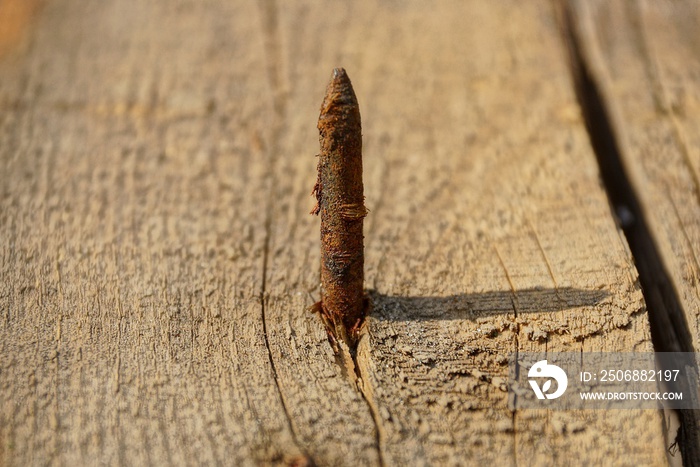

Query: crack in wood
[260,221,315,465]
[353,331,387,467]
[257,1,316,463]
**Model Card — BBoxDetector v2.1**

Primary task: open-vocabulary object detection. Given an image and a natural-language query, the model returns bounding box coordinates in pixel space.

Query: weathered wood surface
[0,0,675,465]
[569,0,700,357]
[569,1,700,462]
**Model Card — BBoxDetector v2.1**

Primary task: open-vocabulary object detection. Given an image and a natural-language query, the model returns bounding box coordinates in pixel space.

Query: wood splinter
[311,68,368,348]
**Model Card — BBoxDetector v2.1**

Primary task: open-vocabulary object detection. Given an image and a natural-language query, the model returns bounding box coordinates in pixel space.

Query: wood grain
[0,0,672,465]
[568,1,700,462]
[568,0,700,357]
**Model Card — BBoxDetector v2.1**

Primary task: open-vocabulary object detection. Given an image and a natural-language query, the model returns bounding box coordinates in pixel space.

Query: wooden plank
[265,0,666,464]
[0,0,669,465]
[0,1,377,465]
[568,0,700,358]
[568,0,700,461]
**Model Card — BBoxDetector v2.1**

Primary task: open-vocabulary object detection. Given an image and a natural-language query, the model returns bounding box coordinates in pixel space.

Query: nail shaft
[312,68,367,344]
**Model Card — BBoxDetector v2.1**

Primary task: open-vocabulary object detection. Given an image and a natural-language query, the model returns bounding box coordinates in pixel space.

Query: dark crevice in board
[257,1,317,465]
[260,229,315,466]
[557,1,700,465]
[352,340,387,467]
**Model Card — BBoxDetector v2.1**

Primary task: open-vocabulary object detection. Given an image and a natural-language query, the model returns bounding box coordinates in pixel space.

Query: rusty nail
[311,68,368,347]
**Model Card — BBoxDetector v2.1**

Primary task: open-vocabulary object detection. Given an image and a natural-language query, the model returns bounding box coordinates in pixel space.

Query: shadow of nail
[367,287,610,322]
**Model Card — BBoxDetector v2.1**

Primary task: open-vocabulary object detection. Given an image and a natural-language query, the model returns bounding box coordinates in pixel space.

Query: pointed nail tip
[330,68,352,88]
[323,68,357,108]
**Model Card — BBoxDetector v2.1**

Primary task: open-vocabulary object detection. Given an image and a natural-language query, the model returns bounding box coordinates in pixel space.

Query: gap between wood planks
[558,1,700,464]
